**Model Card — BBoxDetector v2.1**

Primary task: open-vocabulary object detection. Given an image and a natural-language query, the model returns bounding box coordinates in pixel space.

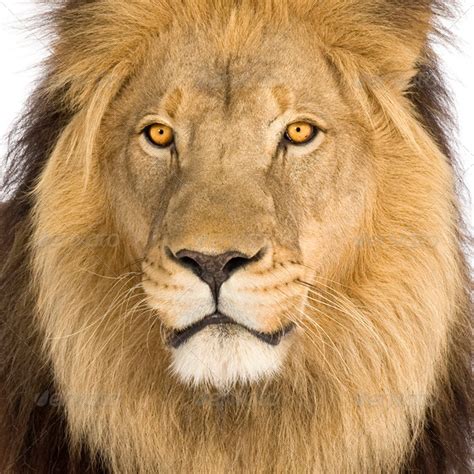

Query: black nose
[173,249,263,299]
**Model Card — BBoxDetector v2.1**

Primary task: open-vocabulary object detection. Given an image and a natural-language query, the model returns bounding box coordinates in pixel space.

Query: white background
[0,1,473,231]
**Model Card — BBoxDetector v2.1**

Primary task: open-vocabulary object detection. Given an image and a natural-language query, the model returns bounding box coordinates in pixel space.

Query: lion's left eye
[284,122,318,145]
[143,123,174,148]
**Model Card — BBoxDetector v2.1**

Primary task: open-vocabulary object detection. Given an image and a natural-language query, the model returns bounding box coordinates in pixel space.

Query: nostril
[225,247,266,273]
[223,256,250,275]
[177,255,203,276]
[222,248,265,276]
[165,247,200,277]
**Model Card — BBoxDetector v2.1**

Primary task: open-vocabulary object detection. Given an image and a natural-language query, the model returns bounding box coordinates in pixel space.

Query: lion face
[103,25,373,388]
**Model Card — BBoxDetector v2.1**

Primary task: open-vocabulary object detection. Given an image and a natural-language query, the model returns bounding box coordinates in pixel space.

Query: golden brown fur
[0,1,471,472]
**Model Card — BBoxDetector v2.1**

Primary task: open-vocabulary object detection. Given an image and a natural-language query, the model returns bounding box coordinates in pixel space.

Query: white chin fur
[170,325,289,389]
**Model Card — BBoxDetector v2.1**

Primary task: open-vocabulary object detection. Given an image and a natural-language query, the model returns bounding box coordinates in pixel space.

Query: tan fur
[25,1,469,472]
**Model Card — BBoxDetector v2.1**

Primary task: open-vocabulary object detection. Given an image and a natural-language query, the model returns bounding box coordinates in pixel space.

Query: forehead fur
[49,0,443,110]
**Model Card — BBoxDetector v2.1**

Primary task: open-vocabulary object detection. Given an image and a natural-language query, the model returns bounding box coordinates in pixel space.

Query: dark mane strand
[403,47,472,473]
[0,74,105,470]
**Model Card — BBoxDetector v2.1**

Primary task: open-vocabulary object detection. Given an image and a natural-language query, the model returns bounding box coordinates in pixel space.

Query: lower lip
[168,313,294,349]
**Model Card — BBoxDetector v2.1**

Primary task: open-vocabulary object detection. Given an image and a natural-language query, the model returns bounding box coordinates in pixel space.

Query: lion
[0,0,471,472]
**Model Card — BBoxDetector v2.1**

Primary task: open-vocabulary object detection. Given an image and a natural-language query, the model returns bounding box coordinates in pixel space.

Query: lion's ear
[310,0,448,92]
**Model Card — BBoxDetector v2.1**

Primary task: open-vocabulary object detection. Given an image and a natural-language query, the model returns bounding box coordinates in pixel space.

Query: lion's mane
[0,1,471,472]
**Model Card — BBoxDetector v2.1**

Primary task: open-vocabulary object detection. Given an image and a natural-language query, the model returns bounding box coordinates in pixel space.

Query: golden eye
[144,123,174,147]
[285,122,317,145]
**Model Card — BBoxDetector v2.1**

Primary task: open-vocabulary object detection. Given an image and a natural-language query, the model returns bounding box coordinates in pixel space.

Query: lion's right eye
[284,122,318,146]
[143,123,174,148]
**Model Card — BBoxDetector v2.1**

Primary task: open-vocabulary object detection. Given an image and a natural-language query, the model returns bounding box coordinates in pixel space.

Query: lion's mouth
[168,312,295,348]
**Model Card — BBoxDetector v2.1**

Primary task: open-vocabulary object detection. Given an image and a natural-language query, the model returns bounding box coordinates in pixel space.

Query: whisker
[47,273,139,340]
[283,310,348,387]
[297,279,389,357]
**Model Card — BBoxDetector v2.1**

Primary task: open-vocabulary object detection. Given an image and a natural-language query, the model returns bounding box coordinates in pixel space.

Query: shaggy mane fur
[1,1,471,472]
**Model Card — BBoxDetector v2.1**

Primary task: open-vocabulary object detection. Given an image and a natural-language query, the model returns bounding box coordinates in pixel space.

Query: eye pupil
[296,127,301,133]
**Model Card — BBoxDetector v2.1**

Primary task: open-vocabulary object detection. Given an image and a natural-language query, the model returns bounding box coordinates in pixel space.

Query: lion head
[0,1,471,473]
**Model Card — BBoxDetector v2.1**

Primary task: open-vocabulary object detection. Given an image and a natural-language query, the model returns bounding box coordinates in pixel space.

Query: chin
[170,325,293,389]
